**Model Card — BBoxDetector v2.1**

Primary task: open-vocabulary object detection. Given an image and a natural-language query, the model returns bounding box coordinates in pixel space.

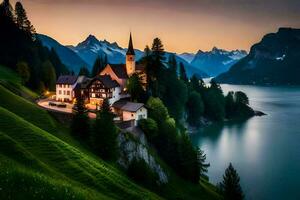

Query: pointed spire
[126,32,135,55]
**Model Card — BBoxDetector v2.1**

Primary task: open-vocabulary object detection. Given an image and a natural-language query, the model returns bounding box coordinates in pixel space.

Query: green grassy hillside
[0,65,221,200]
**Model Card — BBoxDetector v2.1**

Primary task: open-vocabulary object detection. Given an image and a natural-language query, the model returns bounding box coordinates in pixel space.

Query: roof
[112,100,145,112]
[108,64,128,79]
[86,75,119,89]
[56,75,78,85]
[126,33,135,55]
[75,76,92,89]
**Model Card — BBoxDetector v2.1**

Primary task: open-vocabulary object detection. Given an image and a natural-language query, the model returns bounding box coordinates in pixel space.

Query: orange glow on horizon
[10,0,300,53]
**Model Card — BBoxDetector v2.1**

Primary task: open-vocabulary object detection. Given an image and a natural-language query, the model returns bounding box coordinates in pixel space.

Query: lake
[190,84,300,200]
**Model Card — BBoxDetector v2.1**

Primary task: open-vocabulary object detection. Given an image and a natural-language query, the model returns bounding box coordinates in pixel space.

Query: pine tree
[225,91,236,118]
[126,73,144,102]
[151,37,165,78]
[186,91,204,126]
[16,61,30,85]
[0,0,14,20]
[71,93,90,140]
[219,163,244,200]
[15,1,35,38]
[197,148,210,180]
[91,99,119,161]
[168,54,177,77]
[41,60,56,91]
[179,63,188,83]
[91,55,106,77]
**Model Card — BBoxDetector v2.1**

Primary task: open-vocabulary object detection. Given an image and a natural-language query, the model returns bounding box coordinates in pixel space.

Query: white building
[56,75,78,102]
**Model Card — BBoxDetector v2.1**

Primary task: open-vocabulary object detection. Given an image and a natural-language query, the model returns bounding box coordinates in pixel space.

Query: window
[63,91,66,95]
[131,113,134,117]
[67,91,70,95]
[59,90,62,95]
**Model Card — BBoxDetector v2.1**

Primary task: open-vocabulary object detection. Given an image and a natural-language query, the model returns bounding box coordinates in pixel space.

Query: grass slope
[0,65,221,200]
[0,106,161,200]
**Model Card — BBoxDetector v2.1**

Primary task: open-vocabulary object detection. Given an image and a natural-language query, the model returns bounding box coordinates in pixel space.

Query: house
[112,100,148,126]
[84,75,121,106]
[56,75,78,102]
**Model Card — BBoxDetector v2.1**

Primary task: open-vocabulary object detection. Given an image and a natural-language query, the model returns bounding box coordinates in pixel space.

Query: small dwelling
[112,100,148,126]
[56,75,78,102]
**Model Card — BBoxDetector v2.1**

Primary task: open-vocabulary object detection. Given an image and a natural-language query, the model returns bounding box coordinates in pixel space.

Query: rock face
[216,28,300,85]
[117,131,168,184]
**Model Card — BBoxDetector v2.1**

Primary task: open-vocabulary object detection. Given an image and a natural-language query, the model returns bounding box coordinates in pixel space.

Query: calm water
[191,84,300,200]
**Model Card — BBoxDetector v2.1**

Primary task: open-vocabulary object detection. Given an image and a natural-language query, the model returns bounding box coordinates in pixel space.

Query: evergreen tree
[219,163,244,200]
[179,63,188,83]
[41,60,56,91]
[126,73,144,102]
[91,99,119,161]
[177,133,200,183]
[150,38,166,96]
[78,66,90,77]
[15,1,35,38]
[0,0,14,20]
[235,91,249,105]
[71,93,90,140]
[225,91,236,118]
[168,54,177,77]
[16,61,30,85]
[186,91,204,126]
[190,75,206,94]
[91,55,107,77]
[163,77,188,121]
[143,45,153,93]
[197,148,210,180]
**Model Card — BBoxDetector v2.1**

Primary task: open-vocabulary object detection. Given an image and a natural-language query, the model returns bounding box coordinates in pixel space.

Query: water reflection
[190,85,300,200]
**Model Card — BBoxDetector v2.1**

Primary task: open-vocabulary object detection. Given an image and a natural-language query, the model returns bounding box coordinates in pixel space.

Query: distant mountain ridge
[67,34,144,67]
[216,28,300,85]
[188,47,247,77]
[38,34,209,78]
[37,34,89,73]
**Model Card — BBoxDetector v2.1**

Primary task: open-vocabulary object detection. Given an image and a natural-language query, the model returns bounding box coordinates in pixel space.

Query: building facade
[56,75,78,102]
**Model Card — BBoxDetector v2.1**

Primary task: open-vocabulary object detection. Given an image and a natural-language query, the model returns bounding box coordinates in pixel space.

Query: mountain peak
[85,34,99,43]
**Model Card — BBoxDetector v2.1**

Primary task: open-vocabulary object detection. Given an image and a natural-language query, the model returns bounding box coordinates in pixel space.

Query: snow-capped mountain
[216,28,300,85]
[191,47,247,77]
[165,53,208,78]
[37,34,89,73]
[38,33,208,78]
[68,35,144,68]
[177,53,195,63]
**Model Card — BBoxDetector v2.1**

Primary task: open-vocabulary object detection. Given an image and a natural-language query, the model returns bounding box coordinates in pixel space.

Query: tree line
[0,0,68,92]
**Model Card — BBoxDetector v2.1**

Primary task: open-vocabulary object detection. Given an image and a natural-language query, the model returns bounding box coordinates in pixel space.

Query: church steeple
[126,32,135,55]
[126,33,136,76]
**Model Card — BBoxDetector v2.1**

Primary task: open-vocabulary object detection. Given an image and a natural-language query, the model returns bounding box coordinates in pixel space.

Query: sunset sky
[10,0,300,53]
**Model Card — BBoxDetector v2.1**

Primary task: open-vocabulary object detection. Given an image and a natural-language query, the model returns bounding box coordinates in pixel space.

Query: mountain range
[38,34,209,77]
[178,48,247,77]
[216,28,300,85]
